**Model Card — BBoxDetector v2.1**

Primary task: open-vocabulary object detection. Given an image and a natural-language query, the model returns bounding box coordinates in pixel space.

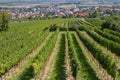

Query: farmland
[0,18,120,80]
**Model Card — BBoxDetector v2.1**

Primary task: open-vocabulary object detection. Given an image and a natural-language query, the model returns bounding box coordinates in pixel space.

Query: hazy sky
[0,0,119,2]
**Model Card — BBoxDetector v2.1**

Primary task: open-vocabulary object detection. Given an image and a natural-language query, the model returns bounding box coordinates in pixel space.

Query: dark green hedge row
[104,29,120,38]
[94,28,120,44]
[85,28,120,57]
[71,33,98,80]
[67,30,78,78]
[50,34,66,80]
[76,29,117,78]
[32,29,59,78]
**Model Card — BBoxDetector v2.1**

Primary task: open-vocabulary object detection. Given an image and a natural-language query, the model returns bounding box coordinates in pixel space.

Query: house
[80,12,88,17]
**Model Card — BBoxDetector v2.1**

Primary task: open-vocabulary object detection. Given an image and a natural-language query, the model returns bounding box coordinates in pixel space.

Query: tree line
[101,14,120,32]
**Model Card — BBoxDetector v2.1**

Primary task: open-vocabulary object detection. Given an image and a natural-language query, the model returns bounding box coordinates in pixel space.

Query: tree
[89,9,100,18]
[101,18,120,31]
[0,11,11,31]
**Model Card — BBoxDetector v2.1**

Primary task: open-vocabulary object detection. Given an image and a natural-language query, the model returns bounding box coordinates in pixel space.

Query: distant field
[59,4,76,8]
[0,2,53,8]
[0,3,40,8]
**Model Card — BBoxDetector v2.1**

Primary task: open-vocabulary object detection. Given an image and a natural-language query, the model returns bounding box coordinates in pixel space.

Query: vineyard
[0,18,120,80]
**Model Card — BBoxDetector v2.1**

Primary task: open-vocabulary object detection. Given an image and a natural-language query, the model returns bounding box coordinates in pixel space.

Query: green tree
[0,11,11,31]
[89,10,100,18]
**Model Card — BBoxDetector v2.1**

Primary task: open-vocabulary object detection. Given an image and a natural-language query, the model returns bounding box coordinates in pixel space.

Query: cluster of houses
[2,4,120,20]
[6,7,89,19]
[7,11,44,19]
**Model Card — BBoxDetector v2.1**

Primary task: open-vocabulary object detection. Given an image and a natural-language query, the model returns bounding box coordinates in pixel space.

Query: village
[0,2,120,19]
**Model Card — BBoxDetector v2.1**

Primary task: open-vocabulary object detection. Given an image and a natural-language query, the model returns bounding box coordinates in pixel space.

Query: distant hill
[0,0,119,3]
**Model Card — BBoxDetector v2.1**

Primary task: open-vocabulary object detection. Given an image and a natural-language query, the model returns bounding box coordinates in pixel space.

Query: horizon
[0,0,119,3]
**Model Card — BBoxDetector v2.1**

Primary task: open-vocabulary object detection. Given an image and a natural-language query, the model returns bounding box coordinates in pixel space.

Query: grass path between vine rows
[39,31,75,80]
[65,32,74,80]
[38,32,61,80]
[93,31,120,68]
[74,32,113,80]
[84,31,120,69]
[0,32,53,80]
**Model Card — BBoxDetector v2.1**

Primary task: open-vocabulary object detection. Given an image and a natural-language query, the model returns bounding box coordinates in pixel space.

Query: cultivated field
[0,18,120,80]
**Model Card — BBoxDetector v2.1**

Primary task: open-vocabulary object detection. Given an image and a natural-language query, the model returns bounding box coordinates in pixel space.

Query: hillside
[0,17,120,80]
